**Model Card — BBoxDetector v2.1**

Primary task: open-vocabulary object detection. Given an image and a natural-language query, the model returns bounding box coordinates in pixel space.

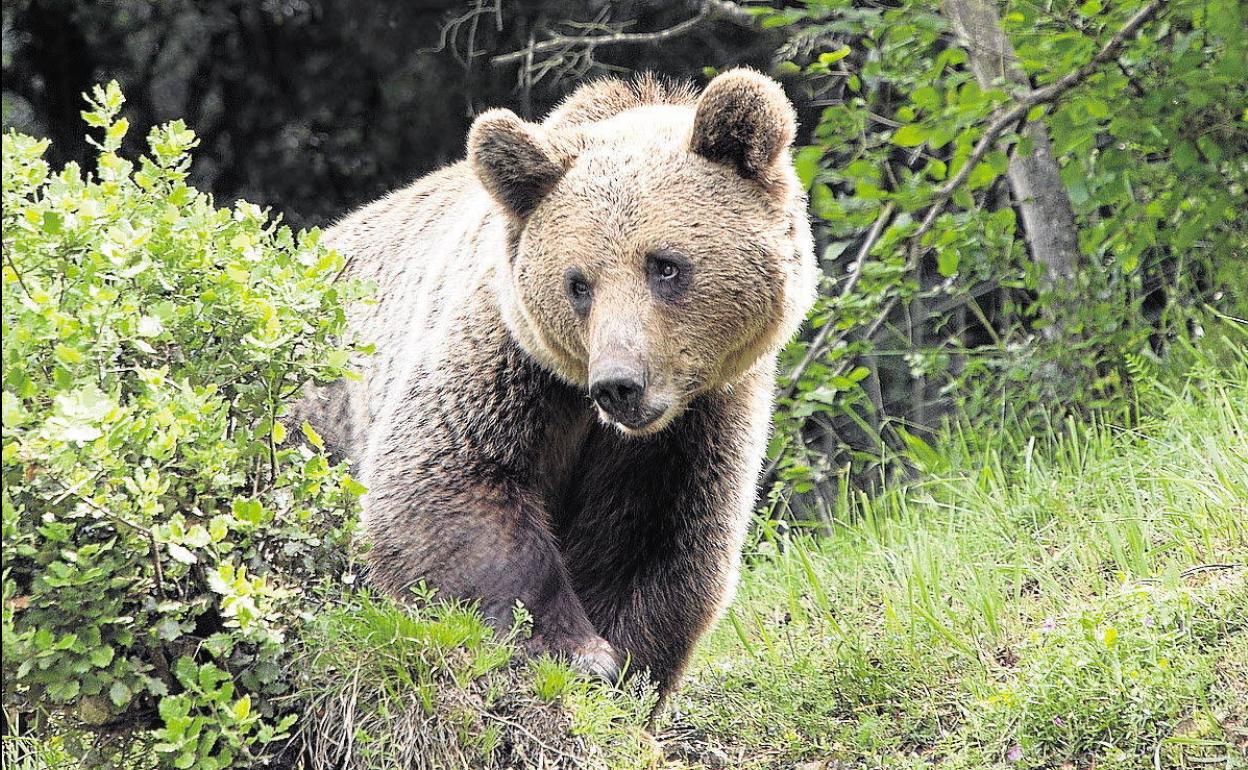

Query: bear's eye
[564,268,592,316]
[646,250,691,302]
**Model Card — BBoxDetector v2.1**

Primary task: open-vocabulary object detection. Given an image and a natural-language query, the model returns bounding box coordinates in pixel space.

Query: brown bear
[298,69,817,696]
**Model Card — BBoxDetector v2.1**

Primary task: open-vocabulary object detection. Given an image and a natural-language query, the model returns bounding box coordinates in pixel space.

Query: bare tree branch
[421,0,502,64]
[492,1,744,67]
[781,203,895,401]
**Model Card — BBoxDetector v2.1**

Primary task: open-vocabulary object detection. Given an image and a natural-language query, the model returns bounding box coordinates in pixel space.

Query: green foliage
[5,2,1247,763]
[759,0,1247,514]
[679,325,1248,768]
[1,82,369,768]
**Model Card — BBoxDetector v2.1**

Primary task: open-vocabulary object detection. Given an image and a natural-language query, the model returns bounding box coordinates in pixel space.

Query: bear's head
[469,69,817,436]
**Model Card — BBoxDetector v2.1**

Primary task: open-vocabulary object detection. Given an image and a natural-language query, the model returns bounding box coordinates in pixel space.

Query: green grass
[669,331,1248,769]
[291,592,660,770]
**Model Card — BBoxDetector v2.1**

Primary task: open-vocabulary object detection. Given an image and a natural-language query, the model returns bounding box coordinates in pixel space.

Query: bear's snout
[588,363,673,433]
[590,371,645,421]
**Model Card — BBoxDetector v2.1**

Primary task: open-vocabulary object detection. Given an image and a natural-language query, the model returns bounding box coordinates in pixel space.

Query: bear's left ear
[468,108,566,219]
[689,69,797,189]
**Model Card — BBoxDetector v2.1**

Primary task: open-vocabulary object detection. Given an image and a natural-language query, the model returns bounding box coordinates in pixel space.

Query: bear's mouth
[597,402,677,437]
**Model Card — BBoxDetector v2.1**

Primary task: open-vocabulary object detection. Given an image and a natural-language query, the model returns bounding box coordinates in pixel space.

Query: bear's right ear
[468,109,565,219]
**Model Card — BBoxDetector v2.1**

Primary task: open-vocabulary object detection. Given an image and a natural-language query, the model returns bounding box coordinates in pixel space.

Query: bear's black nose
[590,375,645,420]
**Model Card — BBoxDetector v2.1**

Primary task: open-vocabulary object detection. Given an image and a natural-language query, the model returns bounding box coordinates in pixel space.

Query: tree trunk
[940,0,1082,314]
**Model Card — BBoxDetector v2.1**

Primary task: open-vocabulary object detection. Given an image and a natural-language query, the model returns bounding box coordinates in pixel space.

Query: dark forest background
[3,0,776,229]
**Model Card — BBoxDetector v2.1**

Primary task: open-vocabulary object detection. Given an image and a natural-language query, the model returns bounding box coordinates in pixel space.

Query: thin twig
[763,218,904,476]
[492,2,714,66]
[419,0,501,63]
[4,250,34,298]
[48,471,104,506]
[781,202,895,400]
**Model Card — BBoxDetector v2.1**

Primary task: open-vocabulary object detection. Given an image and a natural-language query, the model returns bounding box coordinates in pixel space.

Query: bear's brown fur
[298,69,817,696]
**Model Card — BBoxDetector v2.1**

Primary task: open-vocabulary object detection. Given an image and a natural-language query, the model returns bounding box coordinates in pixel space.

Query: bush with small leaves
[1,82,370,769]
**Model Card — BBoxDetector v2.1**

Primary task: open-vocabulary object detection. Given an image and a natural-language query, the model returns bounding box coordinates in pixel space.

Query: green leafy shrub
[758,0,1247,515]
[1,82,369,768]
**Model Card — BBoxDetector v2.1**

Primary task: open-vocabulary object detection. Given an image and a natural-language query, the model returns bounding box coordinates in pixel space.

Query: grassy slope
[668,336,1248,769]
[301,332,1247,770]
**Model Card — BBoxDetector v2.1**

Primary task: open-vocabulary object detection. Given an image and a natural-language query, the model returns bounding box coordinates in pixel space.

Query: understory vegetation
[2,84,369,769]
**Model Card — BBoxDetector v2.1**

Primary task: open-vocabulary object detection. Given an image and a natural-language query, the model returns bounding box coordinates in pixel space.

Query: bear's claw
[569,636,622,683]
[526,634,622,683]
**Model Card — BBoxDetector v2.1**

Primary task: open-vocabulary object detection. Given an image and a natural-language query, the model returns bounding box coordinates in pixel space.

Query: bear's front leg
[558,386,769,699]
[580,490,744,697]
[360,399,619,680]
